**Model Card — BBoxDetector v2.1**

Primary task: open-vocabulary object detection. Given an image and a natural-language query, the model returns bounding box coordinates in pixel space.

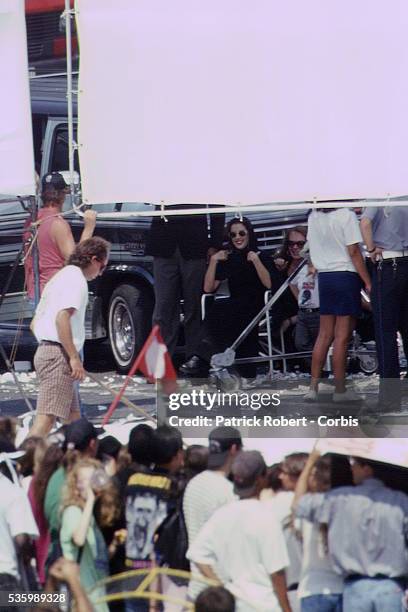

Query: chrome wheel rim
[109,297,135,366]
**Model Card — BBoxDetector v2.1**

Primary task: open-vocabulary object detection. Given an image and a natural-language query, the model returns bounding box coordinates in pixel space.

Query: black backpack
[154,495,190,573]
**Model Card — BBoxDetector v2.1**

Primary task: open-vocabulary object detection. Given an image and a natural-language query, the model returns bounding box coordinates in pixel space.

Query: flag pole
[102,325,160,425]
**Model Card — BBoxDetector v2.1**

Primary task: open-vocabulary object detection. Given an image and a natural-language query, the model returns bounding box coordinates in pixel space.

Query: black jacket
[146,204,225,259]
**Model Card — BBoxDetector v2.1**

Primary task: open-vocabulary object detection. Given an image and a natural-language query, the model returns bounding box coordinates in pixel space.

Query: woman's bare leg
[332,316,356,393]
[310,315,335,391]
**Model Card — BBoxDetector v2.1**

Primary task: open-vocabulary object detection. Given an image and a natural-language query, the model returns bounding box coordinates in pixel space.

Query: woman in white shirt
[305,208,371,402]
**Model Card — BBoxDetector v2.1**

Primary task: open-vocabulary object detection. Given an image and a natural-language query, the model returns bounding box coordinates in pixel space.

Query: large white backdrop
[0,0,35,198]
[77,0,408,206]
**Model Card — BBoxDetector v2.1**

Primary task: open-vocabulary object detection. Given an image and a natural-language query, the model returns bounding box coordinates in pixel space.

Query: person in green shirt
[44,418,101,567]
[60,457,121,612]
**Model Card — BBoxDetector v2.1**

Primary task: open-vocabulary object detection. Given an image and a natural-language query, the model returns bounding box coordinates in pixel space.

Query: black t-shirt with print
[125,467,177,568]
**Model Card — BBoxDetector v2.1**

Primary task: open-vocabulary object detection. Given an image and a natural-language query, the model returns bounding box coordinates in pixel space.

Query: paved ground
[2,333,408,441]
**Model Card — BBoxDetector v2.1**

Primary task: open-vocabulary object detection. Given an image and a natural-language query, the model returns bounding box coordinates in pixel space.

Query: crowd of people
[12,172,408,610]
[1,419,408,611]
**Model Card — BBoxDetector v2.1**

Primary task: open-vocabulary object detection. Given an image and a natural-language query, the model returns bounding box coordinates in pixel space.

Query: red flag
[102,325,177,425]
[138,325,177,390]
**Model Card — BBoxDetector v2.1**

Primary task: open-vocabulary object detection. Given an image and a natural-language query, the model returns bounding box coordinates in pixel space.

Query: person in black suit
[146,205,225,373]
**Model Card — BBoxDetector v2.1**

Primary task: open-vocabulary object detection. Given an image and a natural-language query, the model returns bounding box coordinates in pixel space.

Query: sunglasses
[230,230,248,238]
[288,240,306,248]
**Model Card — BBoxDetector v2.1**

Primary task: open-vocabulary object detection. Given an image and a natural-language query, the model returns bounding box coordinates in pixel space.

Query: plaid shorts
[34,343,80,420]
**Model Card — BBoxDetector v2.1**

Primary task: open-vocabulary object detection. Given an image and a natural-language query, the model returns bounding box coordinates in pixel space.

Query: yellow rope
[90,567,218,609]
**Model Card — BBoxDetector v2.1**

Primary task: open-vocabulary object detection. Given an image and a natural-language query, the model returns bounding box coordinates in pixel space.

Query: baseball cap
[207,426,242,469]
[231,450,266,498]
[41,172,68,192]
[64,418,104,452]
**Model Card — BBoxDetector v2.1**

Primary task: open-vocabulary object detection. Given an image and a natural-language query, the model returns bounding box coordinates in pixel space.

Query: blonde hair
[61,458,120,527]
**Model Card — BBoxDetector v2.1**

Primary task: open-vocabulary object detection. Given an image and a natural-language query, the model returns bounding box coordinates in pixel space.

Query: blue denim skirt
[318,271,362,316]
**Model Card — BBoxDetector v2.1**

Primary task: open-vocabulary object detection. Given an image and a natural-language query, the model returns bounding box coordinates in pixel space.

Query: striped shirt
[183,470,235,599]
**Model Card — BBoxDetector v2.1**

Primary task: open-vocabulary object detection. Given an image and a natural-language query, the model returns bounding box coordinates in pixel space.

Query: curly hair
[67,236,110,269]
[275,225,307,262]
[61,458,120,527]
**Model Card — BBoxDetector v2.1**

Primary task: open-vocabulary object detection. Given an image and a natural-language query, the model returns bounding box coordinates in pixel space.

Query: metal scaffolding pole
[64,0,76,209]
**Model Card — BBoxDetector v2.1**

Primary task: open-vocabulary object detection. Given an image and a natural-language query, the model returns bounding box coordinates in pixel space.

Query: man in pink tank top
[25,173,97,420]
[25,172,97,301]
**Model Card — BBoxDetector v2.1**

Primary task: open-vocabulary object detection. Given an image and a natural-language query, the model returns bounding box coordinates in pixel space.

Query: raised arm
[52,219,76,260]
[52,211,97,261]
[291,446,321,512]
[79,210,97,243]
[71,488,96,548]
[204,250,228,293]
[247,252,271,289]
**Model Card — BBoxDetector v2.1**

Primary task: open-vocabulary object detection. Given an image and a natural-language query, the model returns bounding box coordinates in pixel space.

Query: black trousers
[196,296,261,378]
[152,249,207,358]
[370,258,408,404]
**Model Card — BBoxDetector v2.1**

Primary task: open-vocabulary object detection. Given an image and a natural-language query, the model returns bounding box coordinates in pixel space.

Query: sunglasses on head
[288,240,306,248]
[230,230,248,238]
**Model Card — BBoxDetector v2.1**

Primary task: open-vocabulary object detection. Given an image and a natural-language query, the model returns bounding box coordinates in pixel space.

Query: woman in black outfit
[181,217,273,379]
[270,226,308,331]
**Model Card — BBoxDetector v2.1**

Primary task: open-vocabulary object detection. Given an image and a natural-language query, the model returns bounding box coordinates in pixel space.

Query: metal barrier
[204,263,380,379]
[89,567,264,611]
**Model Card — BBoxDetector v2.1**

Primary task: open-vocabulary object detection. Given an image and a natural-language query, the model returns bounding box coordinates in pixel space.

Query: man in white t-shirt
[28,237,110,437]
[188,451,291,612]
[183,426,242,601]
[0,438,39,593]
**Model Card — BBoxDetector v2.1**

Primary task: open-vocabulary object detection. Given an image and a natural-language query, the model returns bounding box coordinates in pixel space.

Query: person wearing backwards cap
[183,426,242,602]
[187,450,291,612]
[24,172,97,304]
[24,173,98,420]
[0,437,39,595]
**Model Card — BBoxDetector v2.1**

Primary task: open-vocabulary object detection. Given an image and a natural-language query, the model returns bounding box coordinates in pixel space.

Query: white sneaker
[332,389,360,403]
[304,389,318,402]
